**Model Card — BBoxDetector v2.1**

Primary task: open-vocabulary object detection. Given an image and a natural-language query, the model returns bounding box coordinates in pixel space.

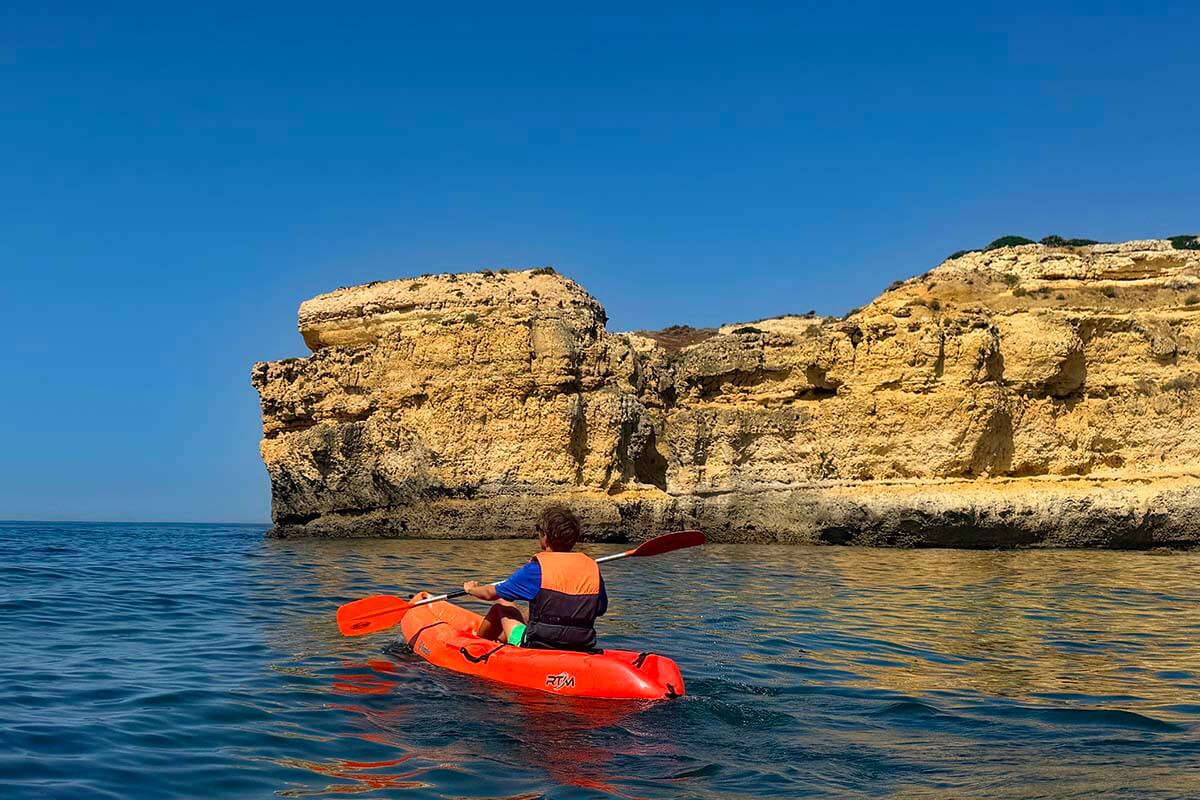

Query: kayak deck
[398,600,685,700]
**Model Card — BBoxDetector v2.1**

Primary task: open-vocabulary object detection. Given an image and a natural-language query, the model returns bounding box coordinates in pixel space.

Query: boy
[462,505,607,650]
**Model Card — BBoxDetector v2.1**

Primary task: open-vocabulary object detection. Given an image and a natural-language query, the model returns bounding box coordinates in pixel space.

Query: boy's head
[537,505,581,551]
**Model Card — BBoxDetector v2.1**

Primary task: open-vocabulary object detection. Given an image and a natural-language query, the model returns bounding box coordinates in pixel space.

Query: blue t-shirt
[495,559,608,615]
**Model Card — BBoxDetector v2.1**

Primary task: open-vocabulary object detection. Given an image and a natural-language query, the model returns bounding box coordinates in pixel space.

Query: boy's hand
[463,580,480,593]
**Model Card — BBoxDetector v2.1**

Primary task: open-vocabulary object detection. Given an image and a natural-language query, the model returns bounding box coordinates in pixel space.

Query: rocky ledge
[252,239,1200,547]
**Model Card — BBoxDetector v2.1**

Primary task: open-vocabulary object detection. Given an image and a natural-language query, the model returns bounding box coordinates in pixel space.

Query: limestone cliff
[252,239,1200,546]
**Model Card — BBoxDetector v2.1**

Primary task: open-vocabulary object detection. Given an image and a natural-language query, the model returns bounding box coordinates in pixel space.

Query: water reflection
[252,536,1200,796]
[325,650,659,798]
[257,538,1200,796]
[332,660,400,696]
[816,548,1200,704]
[5,523,1199,799]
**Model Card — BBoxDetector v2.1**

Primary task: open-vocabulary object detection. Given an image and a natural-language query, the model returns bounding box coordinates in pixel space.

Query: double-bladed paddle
[336,529,706,637]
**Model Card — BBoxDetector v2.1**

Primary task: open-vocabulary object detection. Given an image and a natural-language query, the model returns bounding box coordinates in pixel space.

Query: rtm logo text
[545,672,576,690]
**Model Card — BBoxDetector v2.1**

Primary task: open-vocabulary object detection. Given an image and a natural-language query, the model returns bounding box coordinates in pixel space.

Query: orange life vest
[524,551,602,651]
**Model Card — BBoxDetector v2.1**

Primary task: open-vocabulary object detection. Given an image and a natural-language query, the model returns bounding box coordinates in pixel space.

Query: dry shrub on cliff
[985,235,1036,251]
[1041,234,1100,247]
[1012,286,1030,297]
[1102,287,1118,298]
[1185,294,1199,306]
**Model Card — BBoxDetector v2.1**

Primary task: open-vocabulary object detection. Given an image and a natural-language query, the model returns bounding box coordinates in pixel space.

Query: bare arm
[463,580,499,601]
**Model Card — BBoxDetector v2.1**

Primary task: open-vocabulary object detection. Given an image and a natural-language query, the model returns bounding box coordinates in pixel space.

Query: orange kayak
[398,600,685,700]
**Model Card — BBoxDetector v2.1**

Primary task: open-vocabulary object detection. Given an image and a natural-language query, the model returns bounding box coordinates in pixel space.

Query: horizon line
[0,519,271,527]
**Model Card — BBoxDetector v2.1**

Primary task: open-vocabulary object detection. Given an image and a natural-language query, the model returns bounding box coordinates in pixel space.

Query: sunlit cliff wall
[252,240,1200,546]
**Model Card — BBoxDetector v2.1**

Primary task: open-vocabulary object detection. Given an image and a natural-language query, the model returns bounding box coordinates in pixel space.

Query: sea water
[2,522,1198,798]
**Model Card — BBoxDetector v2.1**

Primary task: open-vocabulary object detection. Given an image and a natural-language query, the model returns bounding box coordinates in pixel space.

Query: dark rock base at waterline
[265,482,1200,549]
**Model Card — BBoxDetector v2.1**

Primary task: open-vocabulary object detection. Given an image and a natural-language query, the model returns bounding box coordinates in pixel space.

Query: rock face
[252,240,1200,546]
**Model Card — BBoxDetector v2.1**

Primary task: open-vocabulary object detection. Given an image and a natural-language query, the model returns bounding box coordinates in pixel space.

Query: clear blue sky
[3,2,1196,523]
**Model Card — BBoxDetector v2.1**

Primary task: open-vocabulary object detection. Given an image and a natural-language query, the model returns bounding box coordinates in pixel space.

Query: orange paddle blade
[628,529,706,558]
[336,594,412,637]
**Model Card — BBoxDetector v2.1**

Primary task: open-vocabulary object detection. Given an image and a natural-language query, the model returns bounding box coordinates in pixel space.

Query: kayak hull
[398,600,685,700]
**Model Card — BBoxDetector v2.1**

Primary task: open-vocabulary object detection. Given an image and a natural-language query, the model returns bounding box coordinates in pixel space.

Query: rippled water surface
[3,523,1200,798]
